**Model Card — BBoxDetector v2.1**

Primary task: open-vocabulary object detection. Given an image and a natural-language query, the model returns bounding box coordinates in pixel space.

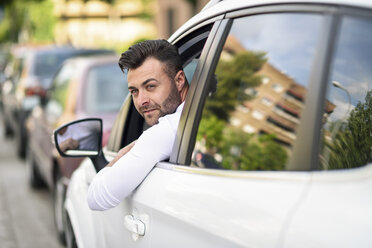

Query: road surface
[0,112,63,248]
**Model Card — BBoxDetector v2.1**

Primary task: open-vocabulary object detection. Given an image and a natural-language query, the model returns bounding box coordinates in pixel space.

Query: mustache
[139,104,160,113]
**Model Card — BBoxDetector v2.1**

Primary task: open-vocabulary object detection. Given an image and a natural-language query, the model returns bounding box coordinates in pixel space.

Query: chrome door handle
[124,215,146,236]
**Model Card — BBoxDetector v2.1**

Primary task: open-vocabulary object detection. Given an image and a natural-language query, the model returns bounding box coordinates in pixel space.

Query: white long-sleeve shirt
[87,102,184,211]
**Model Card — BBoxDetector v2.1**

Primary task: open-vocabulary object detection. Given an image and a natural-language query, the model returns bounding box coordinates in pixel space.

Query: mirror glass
[55,119,101,156]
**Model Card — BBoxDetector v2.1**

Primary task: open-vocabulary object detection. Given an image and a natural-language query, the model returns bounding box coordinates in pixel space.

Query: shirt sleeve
[87,113,179,211]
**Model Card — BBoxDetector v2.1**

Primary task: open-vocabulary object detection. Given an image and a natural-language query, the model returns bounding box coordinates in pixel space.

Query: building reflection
[224,35,335,148]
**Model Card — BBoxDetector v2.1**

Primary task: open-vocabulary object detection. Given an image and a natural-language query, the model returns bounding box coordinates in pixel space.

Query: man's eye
[146,85,155,90]
[130,90,138,95]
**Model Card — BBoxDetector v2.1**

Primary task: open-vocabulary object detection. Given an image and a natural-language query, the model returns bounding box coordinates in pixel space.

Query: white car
[54,0,372,247]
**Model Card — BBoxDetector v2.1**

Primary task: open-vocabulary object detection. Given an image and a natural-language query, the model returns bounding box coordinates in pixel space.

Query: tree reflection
[323,90,372,169]
[196,50,288,170]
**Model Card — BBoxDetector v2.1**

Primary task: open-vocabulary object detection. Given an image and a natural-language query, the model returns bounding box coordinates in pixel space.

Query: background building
[52,0,209,50]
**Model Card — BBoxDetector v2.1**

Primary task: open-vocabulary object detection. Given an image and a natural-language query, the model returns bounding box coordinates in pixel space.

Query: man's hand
[107,140,136,167]
[59,138,79,152]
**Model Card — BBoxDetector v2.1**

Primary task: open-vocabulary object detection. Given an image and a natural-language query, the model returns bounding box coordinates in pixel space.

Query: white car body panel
[284,164,372,248]
[66,154,146,248]
[65,159,101,248]
[135,163,311,247]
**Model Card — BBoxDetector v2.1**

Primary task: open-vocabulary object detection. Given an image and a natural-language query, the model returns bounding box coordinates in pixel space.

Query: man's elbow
[87,184,120,211]
[87,195,108,211]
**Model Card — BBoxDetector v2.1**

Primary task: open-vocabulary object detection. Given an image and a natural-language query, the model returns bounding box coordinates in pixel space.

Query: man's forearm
[107,141,136,167]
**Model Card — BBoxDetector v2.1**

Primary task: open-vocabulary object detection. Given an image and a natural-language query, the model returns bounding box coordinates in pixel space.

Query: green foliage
[0,0,55,43]
[197,115,225,150]
[0,2,25,42]
[204,50,266,121]
[196,50,289,171]
[28,0,56,42]
[219,130,287,171]
[326,90,372,169]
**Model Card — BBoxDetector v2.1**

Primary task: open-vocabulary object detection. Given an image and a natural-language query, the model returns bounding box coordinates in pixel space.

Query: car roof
[29,45,114,56]
[169,0,372,43]
[63,54,120,69]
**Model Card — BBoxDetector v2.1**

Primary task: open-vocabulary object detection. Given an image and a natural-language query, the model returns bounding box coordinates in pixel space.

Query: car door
[64,20,216,248]
[129,5,336,248]
[64,94,143,248]
[283,8,372,247]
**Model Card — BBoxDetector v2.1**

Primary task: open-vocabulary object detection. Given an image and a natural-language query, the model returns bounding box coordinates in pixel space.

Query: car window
[84,63,128,114]
[46,62,75,120]
[192,13,324,170]
[319,15,372,170]
[184,58,198,83]
[106,24,214,153]
[34,52,72,79]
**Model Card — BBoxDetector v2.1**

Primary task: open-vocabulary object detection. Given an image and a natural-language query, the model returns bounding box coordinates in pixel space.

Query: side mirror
[53,118,103,157]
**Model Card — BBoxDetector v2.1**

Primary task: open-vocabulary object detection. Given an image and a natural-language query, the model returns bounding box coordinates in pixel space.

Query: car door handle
[124,215,146,236]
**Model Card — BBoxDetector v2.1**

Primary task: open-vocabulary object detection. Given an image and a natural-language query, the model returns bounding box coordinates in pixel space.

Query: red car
[25,54,128,243]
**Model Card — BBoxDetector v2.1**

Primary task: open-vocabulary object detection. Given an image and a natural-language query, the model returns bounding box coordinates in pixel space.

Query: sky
[230,12,372,124]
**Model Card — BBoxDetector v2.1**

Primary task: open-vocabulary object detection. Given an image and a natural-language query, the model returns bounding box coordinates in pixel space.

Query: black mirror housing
[53,118,103,158]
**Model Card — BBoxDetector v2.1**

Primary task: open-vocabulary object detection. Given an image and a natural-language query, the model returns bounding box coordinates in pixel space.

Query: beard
[140,81,182,126]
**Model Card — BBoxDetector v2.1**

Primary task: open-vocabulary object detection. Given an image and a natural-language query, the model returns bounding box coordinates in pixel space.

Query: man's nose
[138,91,150,106]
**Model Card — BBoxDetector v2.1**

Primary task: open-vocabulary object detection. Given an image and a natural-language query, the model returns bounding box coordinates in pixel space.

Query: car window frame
[105,20,222,154]
[173,4,347,171]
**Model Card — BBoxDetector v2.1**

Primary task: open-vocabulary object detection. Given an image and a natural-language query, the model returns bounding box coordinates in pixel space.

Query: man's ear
[174,70,186,92]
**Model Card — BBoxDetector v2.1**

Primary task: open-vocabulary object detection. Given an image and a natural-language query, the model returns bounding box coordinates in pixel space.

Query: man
[87,39,189,211]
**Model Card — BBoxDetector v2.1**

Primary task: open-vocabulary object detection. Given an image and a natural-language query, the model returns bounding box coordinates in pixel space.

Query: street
[0,112,63,248]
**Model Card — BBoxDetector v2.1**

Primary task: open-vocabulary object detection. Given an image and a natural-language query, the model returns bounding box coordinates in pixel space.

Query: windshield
[85,63,128,114]
[34,52,73,78]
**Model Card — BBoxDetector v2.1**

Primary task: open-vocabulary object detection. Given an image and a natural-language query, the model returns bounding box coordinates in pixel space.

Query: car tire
[53,171,67,245]
[26,145,45,188]
[3,115,13,137]
[16,120,27,159]
[65,211,78,248]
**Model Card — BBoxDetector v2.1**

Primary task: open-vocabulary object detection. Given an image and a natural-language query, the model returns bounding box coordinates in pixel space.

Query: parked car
[25,55,128,244]
[1,45,115,158]
[0,44,11,108]
[1,45,29,136]
[53,0,372,247]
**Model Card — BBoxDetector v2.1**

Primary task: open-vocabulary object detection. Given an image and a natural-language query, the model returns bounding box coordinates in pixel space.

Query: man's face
[127,57,182,126]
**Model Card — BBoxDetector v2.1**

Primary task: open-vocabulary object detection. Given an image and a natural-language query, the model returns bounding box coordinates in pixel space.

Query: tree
[0,0,55,43]
[196,49,289,171]
[203,50,266,121]
[326,89,372,169]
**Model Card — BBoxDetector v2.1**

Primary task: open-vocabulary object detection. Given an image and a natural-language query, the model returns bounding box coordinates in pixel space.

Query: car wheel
[16,121,26,159]
[26,145,45,188]
[3,115,13,137]
[65,211,78,248]
[53,171,66,245]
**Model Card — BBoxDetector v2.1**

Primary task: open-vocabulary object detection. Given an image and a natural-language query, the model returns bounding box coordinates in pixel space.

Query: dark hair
[119,39,183,80]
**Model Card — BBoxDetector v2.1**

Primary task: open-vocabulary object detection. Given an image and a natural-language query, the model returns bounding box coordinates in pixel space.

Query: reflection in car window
[184,58,198,83]
[320,16,372,170]
[193,13,323,170]
[85,64,128,114]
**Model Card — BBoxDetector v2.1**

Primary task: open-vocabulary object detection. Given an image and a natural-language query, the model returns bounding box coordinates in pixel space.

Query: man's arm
[106,141,136,167]
[87,119,176,211]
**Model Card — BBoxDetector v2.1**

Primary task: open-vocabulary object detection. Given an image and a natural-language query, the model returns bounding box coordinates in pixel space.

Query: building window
[245,88,258,96]
[272,83,283,93]
[252,110,264,120]
[230,118,241,127]
[243,124,256,133]
[262,76,270,84]
[261,97,273,106]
